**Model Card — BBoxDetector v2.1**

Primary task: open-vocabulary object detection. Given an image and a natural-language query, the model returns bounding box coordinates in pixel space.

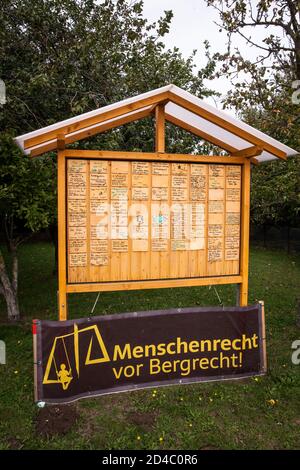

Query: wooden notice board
[66,158,241,284]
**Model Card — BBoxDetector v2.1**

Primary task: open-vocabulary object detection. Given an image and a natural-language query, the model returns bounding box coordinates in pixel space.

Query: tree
[0,1,218,320]
[206,0,300,80]
[0,0,215,134]
[205,1,300,229]
[0,134,56,320]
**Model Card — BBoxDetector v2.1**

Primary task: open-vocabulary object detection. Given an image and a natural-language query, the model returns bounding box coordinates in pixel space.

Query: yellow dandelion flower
[267,399,276,406]
[14,370,18,374]
[159,437,163,442]
[137,436,141,441]
[189,423,193,427]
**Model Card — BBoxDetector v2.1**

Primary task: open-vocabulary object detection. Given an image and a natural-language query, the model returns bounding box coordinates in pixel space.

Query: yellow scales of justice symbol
[42,324,110,390]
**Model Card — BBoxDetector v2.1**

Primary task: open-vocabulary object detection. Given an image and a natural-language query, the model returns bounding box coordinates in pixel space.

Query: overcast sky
[142,0,283,113]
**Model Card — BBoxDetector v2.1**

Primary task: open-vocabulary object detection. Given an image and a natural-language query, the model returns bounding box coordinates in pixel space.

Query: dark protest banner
[33,304,266,403]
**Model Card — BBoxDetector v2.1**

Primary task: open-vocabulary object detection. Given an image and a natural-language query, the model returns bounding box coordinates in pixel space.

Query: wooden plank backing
[66,157,242,285]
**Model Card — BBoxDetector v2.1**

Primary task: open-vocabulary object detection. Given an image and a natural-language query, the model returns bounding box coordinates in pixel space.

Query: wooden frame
[57,146,250,320]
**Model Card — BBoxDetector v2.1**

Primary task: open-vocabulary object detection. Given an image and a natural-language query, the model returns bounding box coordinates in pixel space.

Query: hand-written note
[225,248,239,261]
[90,239,108,253]
[112,240,128,252]
[209,176,224,189]
[171,188,188,201]
[90,253,108,266]
[68,200,86,213]
[68,160,87,173]
[208,224,223,237]
[226,212,240,224]
[111,173,128,187]
[90,161,108,174]
[209,201,224,213]
[69,227,87,239]
[68,213,87,227]
[132,187,149,200]
[208,238,223,262]
[152,162,169,175]
[190,187,206,201]
[132,162,150,175]
[90,187,108,200]
[151,239,168,251]
[172,175,188,188]
[69,253,87,267]
[90,173,108,187]
[225,237,240,249]
[111,187,128,200]
[226,224,240,237]
[191,175,206,189]
[69,239,87,253]
[209,165,225,178]
[171,239,189,251]
[90,225,108,239]
[172,163,188,174]
[152,187,168,200]
[191,165,207,176]
[226,188,240,201]
[68,171,87,199]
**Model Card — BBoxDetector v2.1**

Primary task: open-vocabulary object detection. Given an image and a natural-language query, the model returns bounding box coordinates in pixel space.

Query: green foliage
[205,1,300,227]
[0,134,56,240]
[251,156,300,226]
[0,0,215,136]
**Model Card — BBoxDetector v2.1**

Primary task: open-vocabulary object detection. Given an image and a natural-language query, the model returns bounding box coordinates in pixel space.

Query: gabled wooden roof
[15,84,298,162]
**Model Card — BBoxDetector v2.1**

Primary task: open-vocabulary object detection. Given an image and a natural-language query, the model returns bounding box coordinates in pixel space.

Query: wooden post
[239,159,251,306]
[155,104,165,152]
[57,134,68,320]
[32,319,38,402]
[259,300,267,373]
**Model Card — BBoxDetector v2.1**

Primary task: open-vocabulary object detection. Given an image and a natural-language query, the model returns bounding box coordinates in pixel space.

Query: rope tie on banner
[89,292,101,320]
[209,285,224,309]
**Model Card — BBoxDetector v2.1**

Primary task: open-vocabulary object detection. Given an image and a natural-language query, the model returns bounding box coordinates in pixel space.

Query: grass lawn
[0,242,299,450]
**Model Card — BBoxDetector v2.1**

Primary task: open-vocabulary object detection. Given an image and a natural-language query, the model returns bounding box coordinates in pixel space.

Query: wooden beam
[57,134,65,151]
[167,91,287,160]
[231,146,263,158]
[166,112,238,154]
[239,159,251,306]
[63,149,246,165]
[24,91,170,150]
[29,106,155,157]
[57,141,68,321]
[155,104,165,152]
[66,275,243,293]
